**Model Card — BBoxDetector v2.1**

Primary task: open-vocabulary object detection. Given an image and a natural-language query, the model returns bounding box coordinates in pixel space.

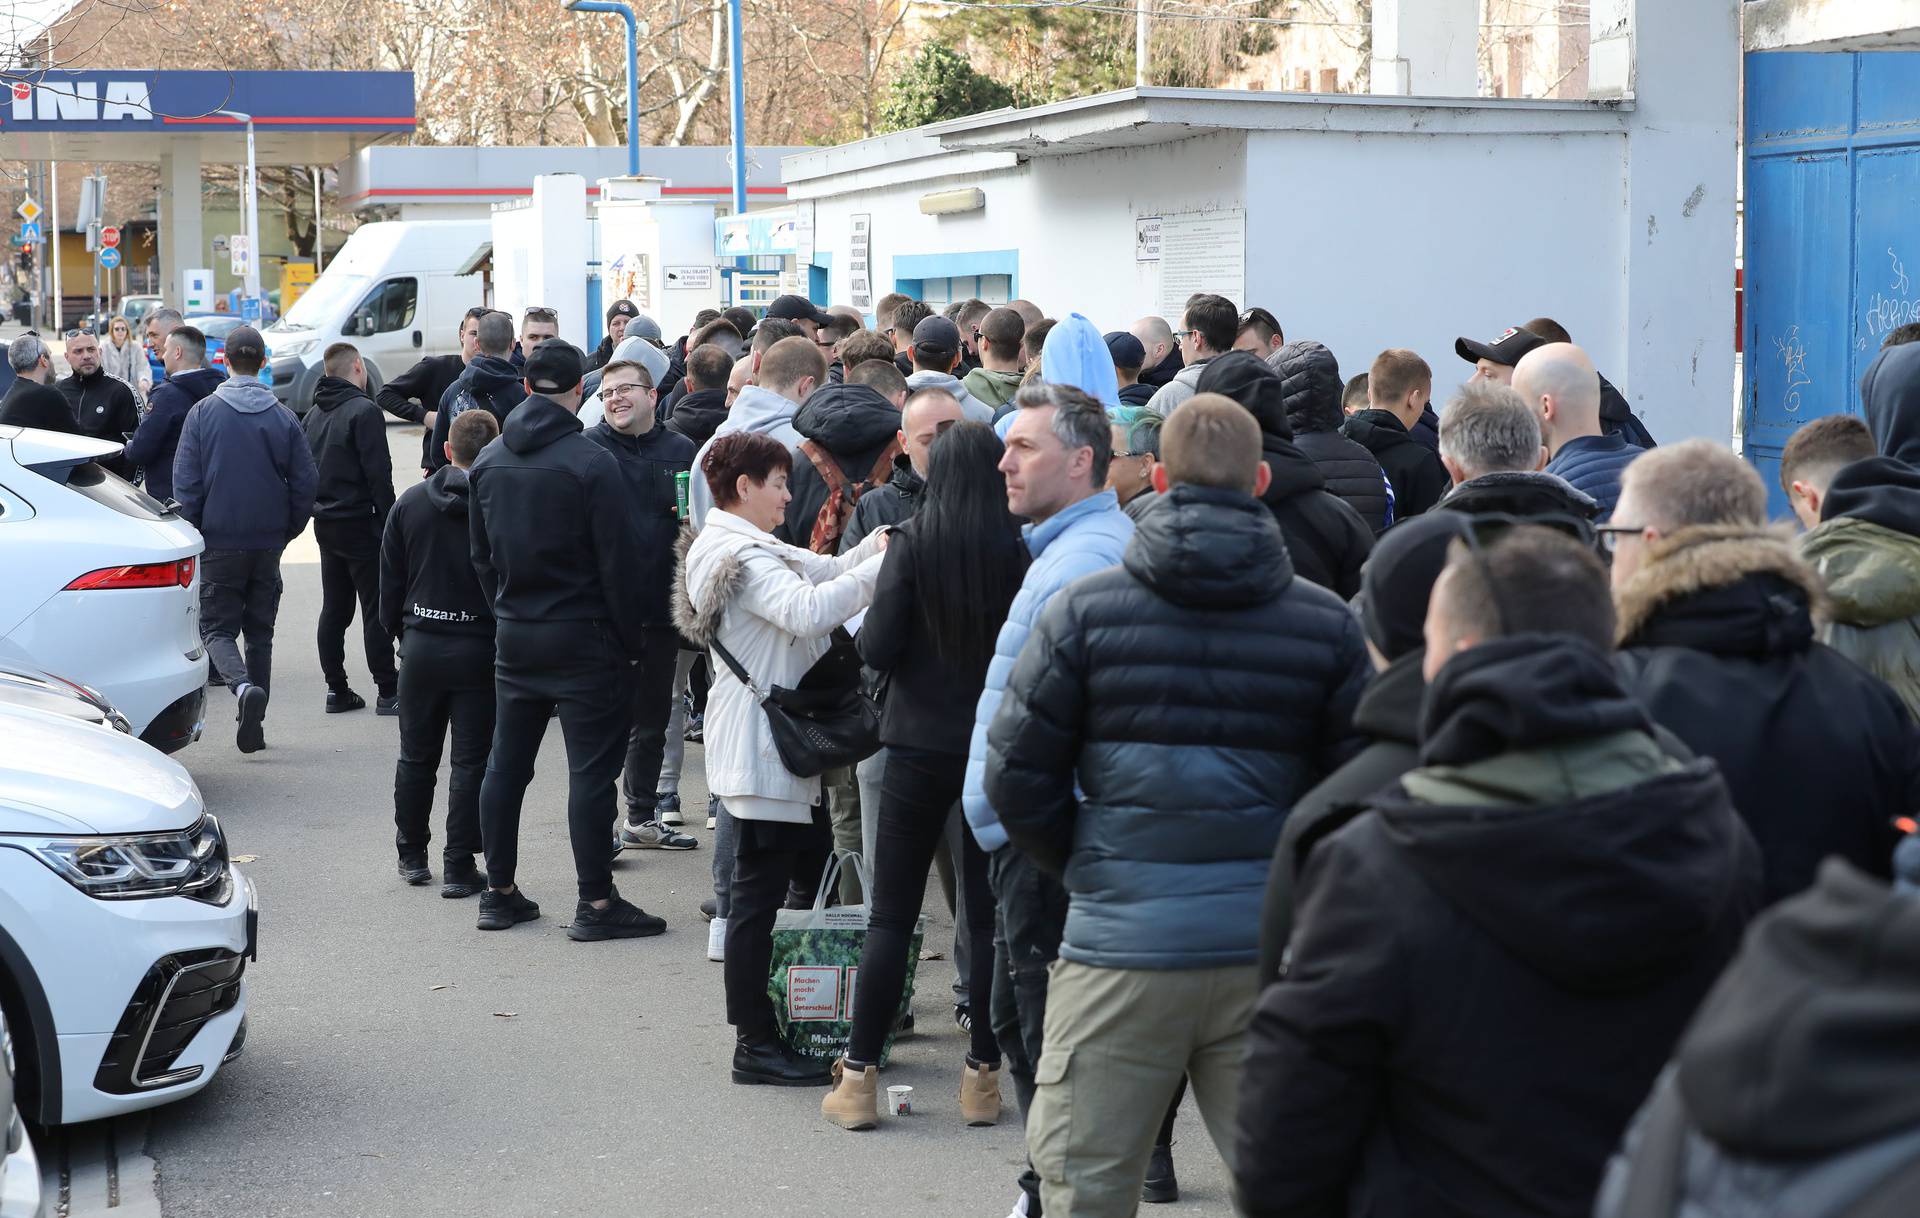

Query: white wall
[490,175,592,350]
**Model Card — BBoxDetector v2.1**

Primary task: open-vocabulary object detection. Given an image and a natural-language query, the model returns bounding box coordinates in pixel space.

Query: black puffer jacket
[1196,352,1374,598]
[303,375,396,522]
[1616,525,1920,904]
[1343,408,1452,518]
[840,453,924,552]
[585,419,695,626]
[666,387,728,449]
[1237,635,1761,1218]
[986,483,1368,969]
[379,464,493,641]
[1270,341,1391,531]
[779,381,900,550]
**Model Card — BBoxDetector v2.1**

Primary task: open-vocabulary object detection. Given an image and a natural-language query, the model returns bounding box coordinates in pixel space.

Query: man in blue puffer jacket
[964,381,1133,1218]
[1516,342,1643,520]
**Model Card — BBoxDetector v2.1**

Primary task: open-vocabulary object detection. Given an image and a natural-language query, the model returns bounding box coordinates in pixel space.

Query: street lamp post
[215,109,262,314]
[565,1,641,178]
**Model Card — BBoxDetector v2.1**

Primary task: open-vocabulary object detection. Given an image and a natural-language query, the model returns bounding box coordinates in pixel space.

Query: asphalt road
[85,422,1238,1217]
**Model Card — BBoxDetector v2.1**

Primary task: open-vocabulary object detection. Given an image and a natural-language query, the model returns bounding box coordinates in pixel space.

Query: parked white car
[0,426,207,753]
[0,696,253,1126]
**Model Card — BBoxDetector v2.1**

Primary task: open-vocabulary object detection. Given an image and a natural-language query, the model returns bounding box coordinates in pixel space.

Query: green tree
[877,42,1016,132]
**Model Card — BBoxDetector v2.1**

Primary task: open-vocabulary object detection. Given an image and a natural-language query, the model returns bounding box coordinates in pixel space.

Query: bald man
[1132,315,1182,388]
[1512,342,1644,519]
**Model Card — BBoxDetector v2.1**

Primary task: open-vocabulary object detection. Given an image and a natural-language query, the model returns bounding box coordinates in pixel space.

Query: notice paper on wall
[1156,209,1245,320]
[849,213,873,311]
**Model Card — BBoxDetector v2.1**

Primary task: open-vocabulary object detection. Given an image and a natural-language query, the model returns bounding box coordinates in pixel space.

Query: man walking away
[381,409,500,896]
[964,307,1028,416]
[1515,341,1643,519]
[1146,294,1235,415]
[304,342,399,714]
[1610,440,1920,904]
[0,333,77,434]
[127,326,223,503]
[963,383,1134,1218]
[467,341,666,941]
[56,328,138,478]
[582,359,699,852]
[1436,379,1599,526]
[1345,348,1450,517]
[988,394,1368,1218]
[905,316,989,423]
[171,325,317,755]
[429,311,527,471]
[379,306,487,473]
[1237,526,1760,1218]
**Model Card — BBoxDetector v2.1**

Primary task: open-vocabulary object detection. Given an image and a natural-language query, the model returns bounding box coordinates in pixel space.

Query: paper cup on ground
[886,1085,913,1116]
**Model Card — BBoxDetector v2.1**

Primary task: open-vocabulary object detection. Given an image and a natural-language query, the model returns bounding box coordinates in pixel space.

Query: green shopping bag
[769,850,925,1067]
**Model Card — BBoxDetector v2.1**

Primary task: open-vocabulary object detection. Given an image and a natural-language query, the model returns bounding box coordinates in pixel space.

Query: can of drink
[674,470,690,521]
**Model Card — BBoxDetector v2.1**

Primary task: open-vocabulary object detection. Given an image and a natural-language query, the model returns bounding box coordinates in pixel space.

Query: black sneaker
[375,693,400,716]
[730,1035,831,1086]
[1142,1142,1178,1204]
[567,888,667,941]
[476,887,540,931]
[620,819,699,850]
[954,1003,972,1034]
[397,854,431,886]
[441,857,486,899]
[235,682,268,754]
[326,687,366,714]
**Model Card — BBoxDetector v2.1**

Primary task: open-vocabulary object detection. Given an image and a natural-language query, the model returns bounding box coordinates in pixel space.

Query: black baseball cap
[1455,325,1547,368]
[1356,511,1472,661]
[912,315,962,360]
[1103,330,1146,369]
[225,325,266,364]
[525,341,586,394]
[767,294,835,327]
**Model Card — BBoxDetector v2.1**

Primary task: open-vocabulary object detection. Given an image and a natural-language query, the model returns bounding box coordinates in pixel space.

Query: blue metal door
[1743,51,1920,513]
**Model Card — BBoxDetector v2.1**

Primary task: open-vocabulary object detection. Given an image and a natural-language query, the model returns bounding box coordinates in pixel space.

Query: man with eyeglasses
[0,332,79,434]
[56,328,140,478]
[1146,294,1236,415]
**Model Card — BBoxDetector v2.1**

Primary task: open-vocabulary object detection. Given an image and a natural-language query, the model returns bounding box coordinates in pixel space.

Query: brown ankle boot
[821,1058,879,1131]
[960,1059,1002,1126]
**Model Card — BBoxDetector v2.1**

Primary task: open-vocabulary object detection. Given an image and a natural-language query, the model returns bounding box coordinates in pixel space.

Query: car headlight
[269,337,316,359]
[2,814,231,903]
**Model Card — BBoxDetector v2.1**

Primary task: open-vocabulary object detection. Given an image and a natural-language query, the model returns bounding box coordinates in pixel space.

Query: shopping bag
[769,850,925,1067]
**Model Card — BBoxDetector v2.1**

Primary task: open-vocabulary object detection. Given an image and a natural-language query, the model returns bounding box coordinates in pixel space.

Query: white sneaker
[1003,1191,1032,1218]
[707,917,727,962]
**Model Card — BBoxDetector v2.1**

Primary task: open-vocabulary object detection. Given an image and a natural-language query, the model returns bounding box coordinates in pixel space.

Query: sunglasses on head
[524,307,558,322]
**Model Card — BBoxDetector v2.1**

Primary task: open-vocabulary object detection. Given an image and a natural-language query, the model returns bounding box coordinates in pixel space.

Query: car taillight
[65,558,195,590]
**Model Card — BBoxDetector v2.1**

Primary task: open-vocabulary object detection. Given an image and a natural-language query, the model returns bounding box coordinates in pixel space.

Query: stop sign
[100,226,120,248]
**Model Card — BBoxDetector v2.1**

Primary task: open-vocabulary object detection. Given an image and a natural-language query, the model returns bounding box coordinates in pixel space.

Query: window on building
[912,275,1012,311]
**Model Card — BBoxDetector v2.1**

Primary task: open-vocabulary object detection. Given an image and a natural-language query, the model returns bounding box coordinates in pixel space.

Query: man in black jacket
[0,333,77,434]
[1435,378,1599,527]
[429,311,527,472]
[56,329,139,478]
[1610,440,1920,904]
[378,306,487,473]
[380,409,500,897]
[1196,352,1374,598]
[1236,526,1761,1218]
[126,327,223,503]
[303,342,398,714]
[467,341,665,942]
[779,365,902,551]
[1345,348,1451,517]
[667,342,733,450]
[987,395,1368,1218]
[1269,340,1391,531]
[582,359,698,852]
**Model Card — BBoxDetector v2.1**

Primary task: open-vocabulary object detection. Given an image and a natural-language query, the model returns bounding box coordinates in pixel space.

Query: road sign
[240,296,261,322]
[229,233,249,277]
[97,246,121,269]
[16,198,40,224]
[100,225,120,248]
[281,262,316,310]
[19,221,40,243]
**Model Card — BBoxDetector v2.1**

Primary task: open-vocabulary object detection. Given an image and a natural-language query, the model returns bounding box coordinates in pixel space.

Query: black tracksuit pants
[314,516,397,694]
[723,803,832,1042]
[477,620,628,903]
[618,627,681,821]
[393,631,495,863]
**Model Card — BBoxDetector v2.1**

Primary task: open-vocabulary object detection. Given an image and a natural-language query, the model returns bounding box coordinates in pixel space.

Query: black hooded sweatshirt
[666,386,728,450]
[779,381,901,549]
[1824,454,1920,536]
[1861,343,1920,465]
[584,417,694,626]
[428,354,528,471]
[379,464,493,642]
[1270,341,1392,532]
[1197,352,1374,598]
[1342,407,1452,518]
[303,375,396,522]
[466,395,647,658]
[1138,344,1184,389]
[1236,635,1761,1218]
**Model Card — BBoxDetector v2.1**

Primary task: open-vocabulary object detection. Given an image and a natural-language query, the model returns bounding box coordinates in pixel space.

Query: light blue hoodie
[688,384,805,528]
[994,313,1123,439]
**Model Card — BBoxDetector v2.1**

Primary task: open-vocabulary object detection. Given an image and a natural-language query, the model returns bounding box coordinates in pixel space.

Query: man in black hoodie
[467,341,665,942]
[380,409,500,897]
[379,306,488,474]
[429,311,527,472]
[56,329,139,479]
[582,359,698,852]
[779,363,902,551]
[303,342,398,714]
[1236,526,1761,1218]
[1268,340,1391,531]
[1345,348,1451,517]
[1195,351,1374,598]
[667,341,733,450]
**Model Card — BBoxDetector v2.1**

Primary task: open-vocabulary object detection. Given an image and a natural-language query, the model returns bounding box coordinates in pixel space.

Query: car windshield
[188,316,246,341]
[273,273,369,333]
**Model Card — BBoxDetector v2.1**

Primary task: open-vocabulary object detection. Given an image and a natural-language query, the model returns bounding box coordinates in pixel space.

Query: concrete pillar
[158,137,203,307]
[1371,0,1480,96]
[527,174,589,349]
[1608,0,1741,443]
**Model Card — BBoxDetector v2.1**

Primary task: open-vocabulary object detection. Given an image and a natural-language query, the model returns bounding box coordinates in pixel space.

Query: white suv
[0,426,207,753]
[0,698,253,1125]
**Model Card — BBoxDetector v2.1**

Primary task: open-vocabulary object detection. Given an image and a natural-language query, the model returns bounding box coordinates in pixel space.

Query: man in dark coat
[1196,352,1374,598]
[1435,378,1599,528]
[302,342,398,714]
[988,396,1368,1218]
[0,333,77,435]
[1516,342,1643,520]
[778,368,902,551]
[839,385,963,553]
[1237,525,1761,1218]
[56,329,139,479]
[1610,441,1920,905]
[429,311,528,472]
[1267,340,1390,531]
[1344,348,1451,517]
[126,326,224,503]
[379,306,487,473]
[667,341,733,450]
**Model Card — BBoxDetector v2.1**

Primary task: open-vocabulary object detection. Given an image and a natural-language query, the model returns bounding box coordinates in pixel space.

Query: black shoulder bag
[708,627,880,778]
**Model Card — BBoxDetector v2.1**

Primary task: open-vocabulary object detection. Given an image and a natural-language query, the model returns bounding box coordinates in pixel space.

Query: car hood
[0,704,202,834]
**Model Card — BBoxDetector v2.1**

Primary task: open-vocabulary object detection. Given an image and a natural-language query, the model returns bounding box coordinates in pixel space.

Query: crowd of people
[14,278,1920,1217]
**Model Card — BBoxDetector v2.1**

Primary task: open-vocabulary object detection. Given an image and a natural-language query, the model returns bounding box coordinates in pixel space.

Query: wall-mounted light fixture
[919,188,986,216]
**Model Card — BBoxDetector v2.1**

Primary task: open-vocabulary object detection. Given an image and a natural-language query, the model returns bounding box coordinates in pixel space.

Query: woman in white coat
[674,430,888,1087]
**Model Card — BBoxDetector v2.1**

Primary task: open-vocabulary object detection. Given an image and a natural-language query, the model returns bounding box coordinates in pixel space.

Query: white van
[261,220,489,415]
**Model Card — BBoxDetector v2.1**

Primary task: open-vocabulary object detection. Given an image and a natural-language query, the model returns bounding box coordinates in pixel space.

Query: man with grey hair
[142,306,184,370]
[1435,379,1598,527]
[0,333,77,433]
[1513,342,1642,518]
[963,381,1134,1218]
